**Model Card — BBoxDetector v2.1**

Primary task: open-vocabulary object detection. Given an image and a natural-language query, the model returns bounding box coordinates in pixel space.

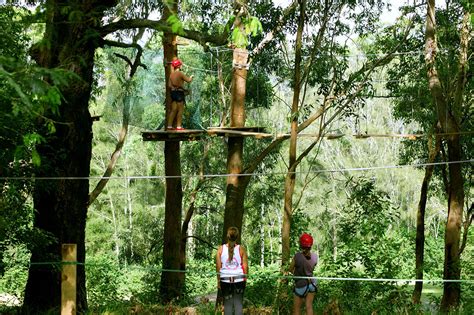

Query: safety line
[0,159,472,181]
[183,63,218,73]
[17,262,474,283]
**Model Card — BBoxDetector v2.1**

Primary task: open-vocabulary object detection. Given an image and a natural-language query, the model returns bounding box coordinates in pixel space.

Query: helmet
[171,58,182,68]
[299,233,313,248]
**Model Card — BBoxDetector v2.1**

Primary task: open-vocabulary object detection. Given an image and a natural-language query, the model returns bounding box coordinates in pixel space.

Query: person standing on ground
[216,226,249,315]
[167,58,193,130]
[289,233,318,315]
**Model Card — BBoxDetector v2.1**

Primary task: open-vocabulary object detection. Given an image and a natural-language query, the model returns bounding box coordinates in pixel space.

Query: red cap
[299,233,313,247]
[171,59,182,68]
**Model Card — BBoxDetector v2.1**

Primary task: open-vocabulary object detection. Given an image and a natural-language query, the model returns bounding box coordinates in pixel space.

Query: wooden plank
[142,130,205,142]
[61,244,77,315]
[207,126,267,133]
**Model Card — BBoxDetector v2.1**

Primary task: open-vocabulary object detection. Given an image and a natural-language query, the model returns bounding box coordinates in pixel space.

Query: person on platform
[167,58,193,131]
[289,233,318,315]
[216,227,249,315]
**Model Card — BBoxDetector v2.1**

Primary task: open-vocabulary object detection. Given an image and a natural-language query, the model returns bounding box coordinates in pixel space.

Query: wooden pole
[61,244,77,315]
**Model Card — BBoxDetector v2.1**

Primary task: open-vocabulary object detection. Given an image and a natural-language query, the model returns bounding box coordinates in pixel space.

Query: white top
[219,244,245,283]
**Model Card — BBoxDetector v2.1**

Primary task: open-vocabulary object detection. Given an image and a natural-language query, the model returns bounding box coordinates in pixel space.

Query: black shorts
[220,281,246,299]
[171,90,185,102]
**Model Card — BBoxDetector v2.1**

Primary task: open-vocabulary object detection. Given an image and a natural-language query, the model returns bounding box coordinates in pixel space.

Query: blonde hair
[227,227,239,261]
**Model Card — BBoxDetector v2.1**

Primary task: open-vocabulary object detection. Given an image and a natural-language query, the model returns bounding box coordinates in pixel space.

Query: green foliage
[245,264,280,307]
[230,15,263,48]
[326,177,412,278]
[0,244,29,298]
[86,255,121,307]
[183,260,216,302]
[167,14,184,35]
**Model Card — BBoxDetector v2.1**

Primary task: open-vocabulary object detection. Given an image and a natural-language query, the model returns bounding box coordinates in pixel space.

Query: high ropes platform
[142,127,270,141]
[141,127,472,142]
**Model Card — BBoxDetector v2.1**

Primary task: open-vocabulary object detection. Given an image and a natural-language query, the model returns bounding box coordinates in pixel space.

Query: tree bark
[159,0,184,301]
[424,1,467,310]
[180,142,210,286]
[23,1,118,312]
[222,32,249,242]
[412,134,441,304]
[281,0,305,268]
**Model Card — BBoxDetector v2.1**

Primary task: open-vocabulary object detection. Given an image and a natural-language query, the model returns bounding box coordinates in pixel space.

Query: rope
[1,159,473,181]
[14,261,474,283]
[183,63,218,74]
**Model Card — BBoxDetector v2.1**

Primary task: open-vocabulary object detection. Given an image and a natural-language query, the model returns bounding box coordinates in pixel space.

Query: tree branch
[183,235,217,249]
[459,203,473,255]
[88,34,147,206]
[100,18,231,47]
[251,0,298,56]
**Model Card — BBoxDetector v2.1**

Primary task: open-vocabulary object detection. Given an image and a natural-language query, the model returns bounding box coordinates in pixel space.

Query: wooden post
[61,244,77,315]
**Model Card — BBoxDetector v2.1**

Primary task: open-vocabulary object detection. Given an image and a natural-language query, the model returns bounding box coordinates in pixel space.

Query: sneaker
[176,127,185,131]
[166,126,175,131]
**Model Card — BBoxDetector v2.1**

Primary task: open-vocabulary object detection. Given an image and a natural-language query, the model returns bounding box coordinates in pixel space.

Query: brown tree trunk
[412,134,441,304]
[23,1,117,312]
[274,2,305,312]
[281,0,305,268]
[159,6,184,300]
[179,143,209,285]
[222,45,248,243]
[424,1,467,310]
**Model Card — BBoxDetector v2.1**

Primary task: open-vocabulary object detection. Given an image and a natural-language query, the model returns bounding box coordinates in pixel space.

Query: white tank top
[219,244,245,283]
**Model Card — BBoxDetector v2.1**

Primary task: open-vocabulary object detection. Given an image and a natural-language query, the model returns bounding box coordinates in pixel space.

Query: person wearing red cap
[289,233,318,315]
[167,58,193,130]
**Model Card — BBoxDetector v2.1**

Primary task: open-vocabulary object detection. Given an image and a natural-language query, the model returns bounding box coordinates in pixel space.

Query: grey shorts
[294,282,317,297]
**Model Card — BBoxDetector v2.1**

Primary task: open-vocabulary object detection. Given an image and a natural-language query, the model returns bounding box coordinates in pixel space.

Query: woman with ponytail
[216,226,248,314]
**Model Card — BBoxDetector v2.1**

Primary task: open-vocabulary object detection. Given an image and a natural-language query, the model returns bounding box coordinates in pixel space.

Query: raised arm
[181,72,193,83]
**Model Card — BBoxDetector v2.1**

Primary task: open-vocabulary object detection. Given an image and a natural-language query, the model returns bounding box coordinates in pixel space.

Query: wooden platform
[142,127,272,142]
[142,129,206,142]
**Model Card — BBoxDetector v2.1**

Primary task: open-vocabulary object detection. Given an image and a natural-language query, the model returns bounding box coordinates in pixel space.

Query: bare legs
[166,101,184,129]
[293,292,315,315]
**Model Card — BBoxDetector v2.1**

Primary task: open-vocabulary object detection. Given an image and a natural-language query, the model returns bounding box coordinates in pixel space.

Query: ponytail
[226,227,240,262]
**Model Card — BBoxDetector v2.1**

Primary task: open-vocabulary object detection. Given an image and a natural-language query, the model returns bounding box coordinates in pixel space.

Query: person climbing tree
[216,226,248,315]
[289,233,318,315]
[167,58,193,130]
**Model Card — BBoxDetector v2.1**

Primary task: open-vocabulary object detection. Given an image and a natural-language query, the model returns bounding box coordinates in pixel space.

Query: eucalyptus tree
[0,4,76,295]
[240,0,416,270]
[424,3,472,310]
[383,1,472,309]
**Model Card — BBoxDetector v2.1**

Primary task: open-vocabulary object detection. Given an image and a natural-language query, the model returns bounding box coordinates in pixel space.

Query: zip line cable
[1,159,472,181]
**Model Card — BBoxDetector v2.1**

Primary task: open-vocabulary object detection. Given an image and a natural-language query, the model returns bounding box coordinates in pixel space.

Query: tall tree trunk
[179,148,209,288]
[109,192,120,260]
[23,1,116,312]
[274,1,305,312]
[281,0,305,268]
[424,1,467,310]
[159,10,184,301]
[222,45,248,242]
[412,134,441,304]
